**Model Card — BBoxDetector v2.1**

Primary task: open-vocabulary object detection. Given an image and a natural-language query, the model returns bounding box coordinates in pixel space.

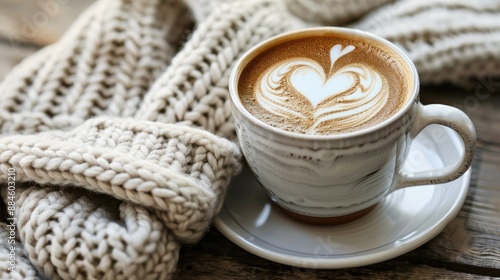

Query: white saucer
[214,125,471,269]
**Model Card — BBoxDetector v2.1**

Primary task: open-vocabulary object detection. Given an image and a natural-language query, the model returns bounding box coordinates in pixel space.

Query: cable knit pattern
[0,0,188,134]
[0,118,241,241]
[15,185,179,279]
[287,0,396,24]
[136,0,306,139]
[1,0,500,279]
[0,221,41,280]
[353,0,500,86]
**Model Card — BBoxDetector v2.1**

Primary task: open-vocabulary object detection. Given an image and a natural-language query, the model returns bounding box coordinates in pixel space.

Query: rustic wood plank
[0,2,499,279]
[174,86,500,279]
[403,148,500,273]
[0,0,94,47]
[421,83,500,144]
[399,87,500,274]
[175,230,491,280]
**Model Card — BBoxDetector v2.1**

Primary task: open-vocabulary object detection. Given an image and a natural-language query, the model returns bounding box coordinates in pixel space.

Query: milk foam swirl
[256,44,389,133]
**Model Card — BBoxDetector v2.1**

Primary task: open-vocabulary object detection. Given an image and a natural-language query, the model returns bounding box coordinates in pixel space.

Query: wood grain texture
[173,87,500,279]
[0,2,499,280]
[175,230,494,280]
[409,87,500,275]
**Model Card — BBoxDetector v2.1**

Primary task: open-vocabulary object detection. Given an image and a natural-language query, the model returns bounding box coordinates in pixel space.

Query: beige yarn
[14,184,180,280]
[0,117,241,239]
[0,220,40,280]
[0,0,189,134]
[1,0,500,279]
[352,0,500,86]
[287,0,396,25]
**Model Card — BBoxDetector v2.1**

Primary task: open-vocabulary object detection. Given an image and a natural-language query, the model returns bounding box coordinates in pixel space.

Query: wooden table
[1,2,499,279]
[176,86,500,279]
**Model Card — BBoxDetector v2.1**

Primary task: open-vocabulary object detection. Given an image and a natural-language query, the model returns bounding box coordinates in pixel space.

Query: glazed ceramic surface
[214,125,470,268]
[229,27,475,218]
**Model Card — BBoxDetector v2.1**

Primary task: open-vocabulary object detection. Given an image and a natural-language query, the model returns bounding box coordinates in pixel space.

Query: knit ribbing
[1,0,500,279]
[135,0,306,139]
[0,117,242,241]
[15,185,179,279]
[0,220,40,280]
[0,0,183,134]
[287,0,396,25]
[353,0,500,86]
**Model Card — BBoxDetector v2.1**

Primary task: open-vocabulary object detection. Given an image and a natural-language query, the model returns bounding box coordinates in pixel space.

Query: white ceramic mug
[228,27,476,225]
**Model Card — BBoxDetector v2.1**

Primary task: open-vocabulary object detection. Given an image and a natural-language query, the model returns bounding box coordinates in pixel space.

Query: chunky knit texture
[0,220,40,280]
[353,0,500,86]
[14,184,180,280]
[1,0,500,279]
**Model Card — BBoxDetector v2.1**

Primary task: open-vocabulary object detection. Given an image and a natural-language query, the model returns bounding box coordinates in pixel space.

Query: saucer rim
[214,169,469,269]
[214,126,471,269]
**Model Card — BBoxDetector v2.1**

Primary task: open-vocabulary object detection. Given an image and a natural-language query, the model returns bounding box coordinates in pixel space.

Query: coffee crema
[238,35,410,135]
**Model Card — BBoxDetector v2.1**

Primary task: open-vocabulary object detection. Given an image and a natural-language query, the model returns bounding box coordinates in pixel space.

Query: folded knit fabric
[0,220,41,279]
[1,0,500,279]
[352,0,500,86]
[0,0,242,279]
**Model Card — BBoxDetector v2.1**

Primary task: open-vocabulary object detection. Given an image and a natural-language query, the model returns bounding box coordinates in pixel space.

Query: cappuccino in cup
[238,35,411,135]
[229,28,475,225]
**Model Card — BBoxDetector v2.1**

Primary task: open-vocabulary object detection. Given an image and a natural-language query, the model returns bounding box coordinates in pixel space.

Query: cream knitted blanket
[1,0,499,279]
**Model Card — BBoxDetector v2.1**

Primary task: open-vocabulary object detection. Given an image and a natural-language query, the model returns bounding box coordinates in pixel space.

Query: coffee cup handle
[390,103,476,191]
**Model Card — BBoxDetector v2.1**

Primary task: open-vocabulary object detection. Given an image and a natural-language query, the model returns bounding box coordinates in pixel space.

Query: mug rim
[229,27,420,141]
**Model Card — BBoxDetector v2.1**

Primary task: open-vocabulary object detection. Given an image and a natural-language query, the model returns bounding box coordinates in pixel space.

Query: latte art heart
[256,44,390,133]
